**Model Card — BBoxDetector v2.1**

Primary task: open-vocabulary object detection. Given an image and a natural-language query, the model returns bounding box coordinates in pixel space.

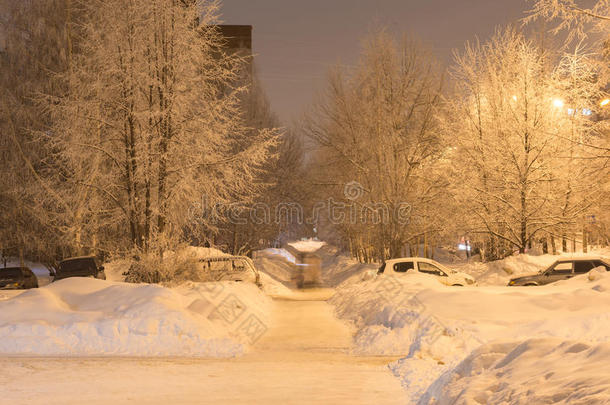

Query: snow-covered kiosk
[284,240,325,288]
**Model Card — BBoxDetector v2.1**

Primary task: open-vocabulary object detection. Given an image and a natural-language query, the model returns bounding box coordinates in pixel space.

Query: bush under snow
[419,338,610,404]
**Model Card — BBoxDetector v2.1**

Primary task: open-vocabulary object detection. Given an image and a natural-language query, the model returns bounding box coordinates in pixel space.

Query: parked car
[0,267,39,289]
[377,257,476,286]
[53,256,106,281]
[508,257,610,286]
[199,256,260,285]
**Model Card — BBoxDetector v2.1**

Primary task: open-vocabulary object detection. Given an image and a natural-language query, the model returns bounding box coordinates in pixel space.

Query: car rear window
[574,261,596,274]
[0,268,22,279]
[59,258,96,271]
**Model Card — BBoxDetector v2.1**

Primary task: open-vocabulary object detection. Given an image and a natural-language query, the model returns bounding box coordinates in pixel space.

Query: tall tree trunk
[542,237,548,254]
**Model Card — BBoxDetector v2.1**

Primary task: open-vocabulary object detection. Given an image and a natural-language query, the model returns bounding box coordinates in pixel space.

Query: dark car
[0,267,39,289]
[54,256,106,281]
[508,258,610,286]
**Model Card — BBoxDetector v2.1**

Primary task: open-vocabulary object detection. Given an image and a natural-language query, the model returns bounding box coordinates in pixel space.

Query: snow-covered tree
[527,0,610,42]
[527,0,610,250]
[306,30,448,261]
[0,0,74,263]
[448,29,603,256]
[42,0,277,256]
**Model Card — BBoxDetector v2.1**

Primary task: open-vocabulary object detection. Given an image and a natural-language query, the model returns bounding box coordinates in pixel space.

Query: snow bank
[419,338,610,404]
[454,254,557,286]
[258,272,293,297]
[316,244,378,287]
[330,269,610,403]
[0,278,271,357]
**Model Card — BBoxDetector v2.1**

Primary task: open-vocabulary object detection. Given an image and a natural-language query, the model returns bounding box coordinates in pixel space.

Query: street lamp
[600,98,610,107]
[553,98,565,108]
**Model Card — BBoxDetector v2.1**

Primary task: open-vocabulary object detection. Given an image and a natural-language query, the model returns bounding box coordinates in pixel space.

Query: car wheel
[524,283,537,286]
[452,284,463,287]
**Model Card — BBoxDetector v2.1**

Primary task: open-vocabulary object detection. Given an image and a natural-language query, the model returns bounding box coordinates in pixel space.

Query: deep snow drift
[0,277,271,357]
[419,338,610,404]
[330,267,610,403]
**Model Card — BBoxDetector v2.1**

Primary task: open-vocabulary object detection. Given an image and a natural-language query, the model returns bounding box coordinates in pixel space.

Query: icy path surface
[0,289,405,405]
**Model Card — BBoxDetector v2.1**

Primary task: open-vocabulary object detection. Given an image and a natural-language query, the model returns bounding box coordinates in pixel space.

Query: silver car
[508,257,610,286]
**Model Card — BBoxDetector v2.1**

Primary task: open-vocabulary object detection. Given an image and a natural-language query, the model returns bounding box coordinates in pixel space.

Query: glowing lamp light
[512,95,517,101]
[552,98,564,108]
[600,98,610,107]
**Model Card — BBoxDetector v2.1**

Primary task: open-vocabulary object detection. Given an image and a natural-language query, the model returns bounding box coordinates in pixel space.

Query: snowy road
[0,288,406,404]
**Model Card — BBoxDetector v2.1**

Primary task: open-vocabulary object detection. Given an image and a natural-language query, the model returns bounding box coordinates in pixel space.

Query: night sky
[220,0,531,124]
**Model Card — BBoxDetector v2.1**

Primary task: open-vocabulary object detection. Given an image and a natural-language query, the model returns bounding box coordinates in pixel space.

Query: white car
[377,257,476,286]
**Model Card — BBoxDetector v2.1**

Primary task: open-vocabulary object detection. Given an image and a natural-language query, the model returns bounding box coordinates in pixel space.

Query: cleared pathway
[0,289,406,404]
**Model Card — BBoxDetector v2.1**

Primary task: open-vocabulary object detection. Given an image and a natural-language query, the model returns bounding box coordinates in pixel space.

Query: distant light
[553,98,564,108]
[512,95,517,102]
[567,108,575,115]
[600,98,610,107]
[582,108,592,116]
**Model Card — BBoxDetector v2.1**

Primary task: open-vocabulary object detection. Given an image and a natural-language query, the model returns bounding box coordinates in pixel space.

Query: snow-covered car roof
[198,256,253,262]
[59,255,97,262]
[555,257,608,262]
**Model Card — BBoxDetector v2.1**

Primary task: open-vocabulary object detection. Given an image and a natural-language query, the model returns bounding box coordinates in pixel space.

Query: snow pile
[317,244,378,287]
[0,278,271,357]
[287,239,326,253]
[258,272,293,297]
[330,269,610,403]
[419,338,610,404]
[453,254,556,286]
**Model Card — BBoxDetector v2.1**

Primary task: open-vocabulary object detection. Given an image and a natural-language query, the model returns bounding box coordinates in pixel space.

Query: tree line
[1,0,609,267]
[0,0,296,265]
[300,5,609,262]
